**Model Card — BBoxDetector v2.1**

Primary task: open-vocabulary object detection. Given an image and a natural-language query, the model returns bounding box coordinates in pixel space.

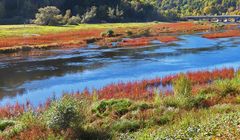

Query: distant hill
[0,0,239,24]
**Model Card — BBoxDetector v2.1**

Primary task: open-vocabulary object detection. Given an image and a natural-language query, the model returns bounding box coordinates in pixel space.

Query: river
[0,33,239,106]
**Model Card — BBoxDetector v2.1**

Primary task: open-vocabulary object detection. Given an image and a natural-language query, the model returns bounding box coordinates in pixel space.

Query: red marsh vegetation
[0,22,236,52]
[93,68,234,100]
[0,29,103,50]
[116,36,178,47]
[202,30,240,39]
[0,68,236,119]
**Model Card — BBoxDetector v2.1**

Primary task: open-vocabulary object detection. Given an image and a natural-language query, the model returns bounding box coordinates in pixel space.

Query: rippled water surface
[0,34,240,105]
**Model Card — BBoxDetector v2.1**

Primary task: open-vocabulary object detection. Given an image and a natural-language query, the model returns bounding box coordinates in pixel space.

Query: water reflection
[0,34,239,105]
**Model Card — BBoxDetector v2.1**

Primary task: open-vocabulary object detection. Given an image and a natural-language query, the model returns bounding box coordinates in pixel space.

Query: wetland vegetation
[0,1,240,139]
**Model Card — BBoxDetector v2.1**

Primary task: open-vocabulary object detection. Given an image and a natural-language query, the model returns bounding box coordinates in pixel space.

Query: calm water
[0,34,240,106]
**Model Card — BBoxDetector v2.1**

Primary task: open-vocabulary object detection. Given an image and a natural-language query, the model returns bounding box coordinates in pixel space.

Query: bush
[1,121,26,138]
[214,78,240,97]
[44,96,85,131]
[18,111,38,126]
[136,102,151,111]
[126,30,133,36]
[67,15,81,25]
[92,99,132,117]
[162,96,186,108]
[153,110,176,125]
[101,29,115,37]
[106,29,114,37]
[111,120,141,132]
[186,94,207,109]
[0,120,15,131]
[79,127,112,140]
[34,6,63,26]
[173,74,192,98]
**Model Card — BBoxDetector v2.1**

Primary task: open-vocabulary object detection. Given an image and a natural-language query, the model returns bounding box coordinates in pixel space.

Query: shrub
[67,15,81,25]
[101,29,115,37]
[136,102,151,111]
[106,29,114,37]
[34,6,63,26]
[214,78,240,97]
[43,96,85,131]
[1,121,26,138]
[111,120,141,132]
[186,95,207,109]
[18,111,39,126]
[0,120,15,131]
[126,30,133,36]
[153,110,176,125]
[92,99,132,117]
[173,74,192,98]
[79,127,112,140]
[162,96,185,108]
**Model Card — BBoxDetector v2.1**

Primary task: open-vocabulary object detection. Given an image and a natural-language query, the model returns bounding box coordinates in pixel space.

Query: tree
[0,0,239,24]
[108,5,124,21]
[68,15,81,25]
[63,9,72,24]
[203,6,212,15]
[34,6,63,26]
[81,6,97,23]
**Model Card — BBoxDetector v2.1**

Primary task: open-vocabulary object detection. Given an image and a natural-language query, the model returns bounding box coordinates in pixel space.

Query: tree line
[0,0,239,24]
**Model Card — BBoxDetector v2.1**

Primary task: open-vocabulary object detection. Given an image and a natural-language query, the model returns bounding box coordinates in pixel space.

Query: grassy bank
[0,68,240,139]
[0,23,155,38]
[1,22,238,53]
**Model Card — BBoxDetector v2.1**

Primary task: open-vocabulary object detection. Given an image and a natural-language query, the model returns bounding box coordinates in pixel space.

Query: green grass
[126,104,240,140]
[1,70,240,139]
[0,22,156,38]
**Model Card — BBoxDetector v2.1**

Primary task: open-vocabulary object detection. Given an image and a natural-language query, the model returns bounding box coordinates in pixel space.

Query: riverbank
[0,22,238,53]
[0,68,239,139]
[0,32,239,106]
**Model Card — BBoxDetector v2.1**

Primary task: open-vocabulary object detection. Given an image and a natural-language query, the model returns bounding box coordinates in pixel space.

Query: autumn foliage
[0,22,236,52]
[202,30,240,39]
[117,36,178,47]
[0,67,239,140]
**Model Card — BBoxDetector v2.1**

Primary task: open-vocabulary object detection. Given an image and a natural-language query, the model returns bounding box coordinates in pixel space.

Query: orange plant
[202,30,240,39]
[117,36,178,47]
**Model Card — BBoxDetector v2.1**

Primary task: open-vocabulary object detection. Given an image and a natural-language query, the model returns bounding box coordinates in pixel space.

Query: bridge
[185,15,240,23]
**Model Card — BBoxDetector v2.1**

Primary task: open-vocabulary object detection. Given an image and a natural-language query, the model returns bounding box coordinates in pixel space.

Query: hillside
[0,0,239,24]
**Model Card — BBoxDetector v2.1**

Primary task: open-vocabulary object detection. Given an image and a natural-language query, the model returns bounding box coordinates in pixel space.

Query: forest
[0,0,239,24]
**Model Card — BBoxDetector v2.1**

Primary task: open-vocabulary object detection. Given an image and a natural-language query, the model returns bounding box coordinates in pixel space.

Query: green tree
[63,9,72,24]
[108,6,124,21]
[81,6,97,23]
[34,6,62,25]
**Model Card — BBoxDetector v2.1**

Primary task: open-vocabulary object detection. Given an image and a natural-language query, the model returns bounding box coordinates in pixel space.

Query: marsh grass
[0,68,240,139]
[0,23,155,38]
